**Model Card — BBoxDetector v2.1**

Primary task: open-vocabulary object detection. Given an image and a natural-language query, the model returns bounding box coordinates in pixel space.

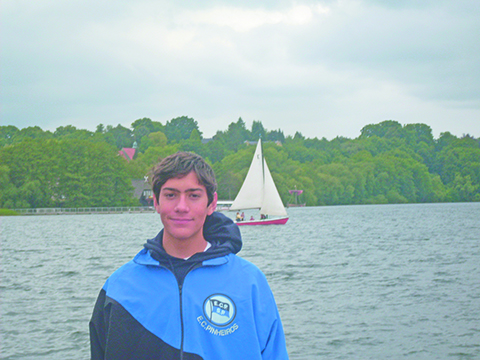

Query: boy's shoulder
[223,253,271,283]
[104,249,153,283]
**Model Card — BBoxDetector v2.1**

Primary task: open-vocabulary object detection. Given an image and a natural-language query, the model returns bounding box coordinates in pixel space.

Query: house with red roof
[118,147,136,162]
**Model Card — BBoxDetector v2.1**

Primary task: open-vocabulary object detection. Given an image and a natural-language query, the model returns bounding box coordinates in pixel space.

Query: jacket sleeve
[253,270,289,360]
[89,288,109,360]
[262,309,289,360]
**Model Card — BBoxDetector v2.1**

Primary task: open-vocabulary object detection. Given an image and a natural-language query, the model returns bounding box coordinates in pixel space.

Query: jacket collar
[133,248,229,267]
[140,211,242,265]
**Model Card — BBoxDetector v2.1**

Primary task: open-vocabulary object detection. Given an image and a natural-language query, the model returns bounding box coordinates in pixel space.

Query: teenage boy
[89,152,289,359]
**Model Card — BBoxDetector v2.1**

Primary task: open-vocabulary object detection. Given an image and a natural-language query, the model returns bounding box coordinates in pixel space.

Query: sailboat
[230,139,289,226]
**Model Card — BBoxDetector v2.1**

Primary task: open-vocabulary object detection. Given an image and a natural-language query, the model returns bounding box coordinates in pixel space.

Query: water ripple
[1,204,480,359]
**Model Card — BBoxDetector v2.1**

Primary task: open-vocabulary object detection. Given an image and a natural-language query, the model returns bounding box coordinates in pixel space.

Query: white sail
[260,159,288,216]
[230,140,264,210]
[230,139,287,217]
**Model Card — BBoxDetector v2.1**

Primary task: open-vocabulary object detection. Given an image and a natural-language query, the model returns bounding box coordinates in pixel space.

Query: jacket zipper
[177,263,201,360]
[178,282,185,360]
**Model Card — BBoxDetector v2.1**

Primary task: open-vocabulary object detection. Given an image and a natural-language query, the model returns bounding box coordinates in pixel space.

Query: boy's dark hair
[150,152,217,206]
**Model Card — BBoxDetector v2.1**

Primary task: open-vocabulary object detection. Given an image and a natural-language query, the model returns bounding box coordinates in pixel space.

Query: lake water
[1,203,479,359]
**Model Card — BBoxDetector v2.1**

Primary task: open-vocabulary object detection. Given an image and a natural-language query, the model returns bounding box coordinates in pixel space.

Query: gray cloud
[291,1,480,100]
[1,0,479,139]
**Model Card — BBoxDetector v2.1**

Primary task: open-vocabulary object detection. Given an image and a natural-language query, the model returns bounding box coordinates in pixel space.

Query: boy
[89,152,288,359]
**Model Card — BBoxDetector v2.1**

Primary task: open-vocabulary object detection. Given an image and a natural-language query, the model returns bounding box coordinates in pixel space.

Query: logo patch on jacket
[197,294,239,336]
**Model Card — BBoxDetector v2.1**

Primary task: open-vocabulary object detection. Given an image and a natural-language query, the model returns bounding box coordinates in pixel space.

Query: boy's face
[154,171,217,244]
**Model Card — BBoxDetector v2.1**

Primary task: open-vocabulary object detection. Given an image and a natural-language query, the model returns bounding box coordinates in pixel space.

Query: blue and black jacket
[89,212,289,359]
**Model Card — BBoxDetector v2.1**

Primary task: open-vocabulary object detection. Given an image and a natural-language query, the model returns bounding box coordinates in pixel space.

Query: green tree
[360,120,403,139]
[180,129,204,155]
[54,140,136,207]
[266,129,285,143]
[449,174,479,202]
[131,117,164,148]
[0,125,19,146]
[128,144,180,178]
[96,123,105,133]
[403,123,434,145]
[0,138,136,208]
[250,120,266,141]
[436,131,458,151]
[105,124,134,149]
[131,118,164,133]
[164,116,201,143]
[203,140,232,164]
[138,131,168,153]
[213,118,249,151]
[2,120,477,208]
[0,164,16,207]
[54,125,78,137]
[11,126,53,143]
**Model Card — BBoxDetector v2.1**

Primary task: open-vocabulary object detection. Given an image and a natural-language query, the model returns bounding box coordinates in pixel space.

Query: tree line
[1,118,479,209]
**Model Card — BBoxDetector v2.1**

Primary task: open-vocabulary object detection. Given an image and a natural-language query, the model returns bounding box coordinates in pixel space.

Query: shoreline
[10,206,156,216]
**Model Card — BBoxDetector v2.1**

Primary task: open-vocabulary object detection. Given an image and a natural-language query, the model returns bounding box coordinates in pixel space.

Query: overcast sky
[2,0,479,140]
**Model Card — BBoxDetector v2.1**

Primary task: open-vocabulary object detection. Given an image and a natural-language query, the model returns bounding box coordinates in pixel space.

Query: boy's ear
[207,192,218,215]
[153,195,161,214]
